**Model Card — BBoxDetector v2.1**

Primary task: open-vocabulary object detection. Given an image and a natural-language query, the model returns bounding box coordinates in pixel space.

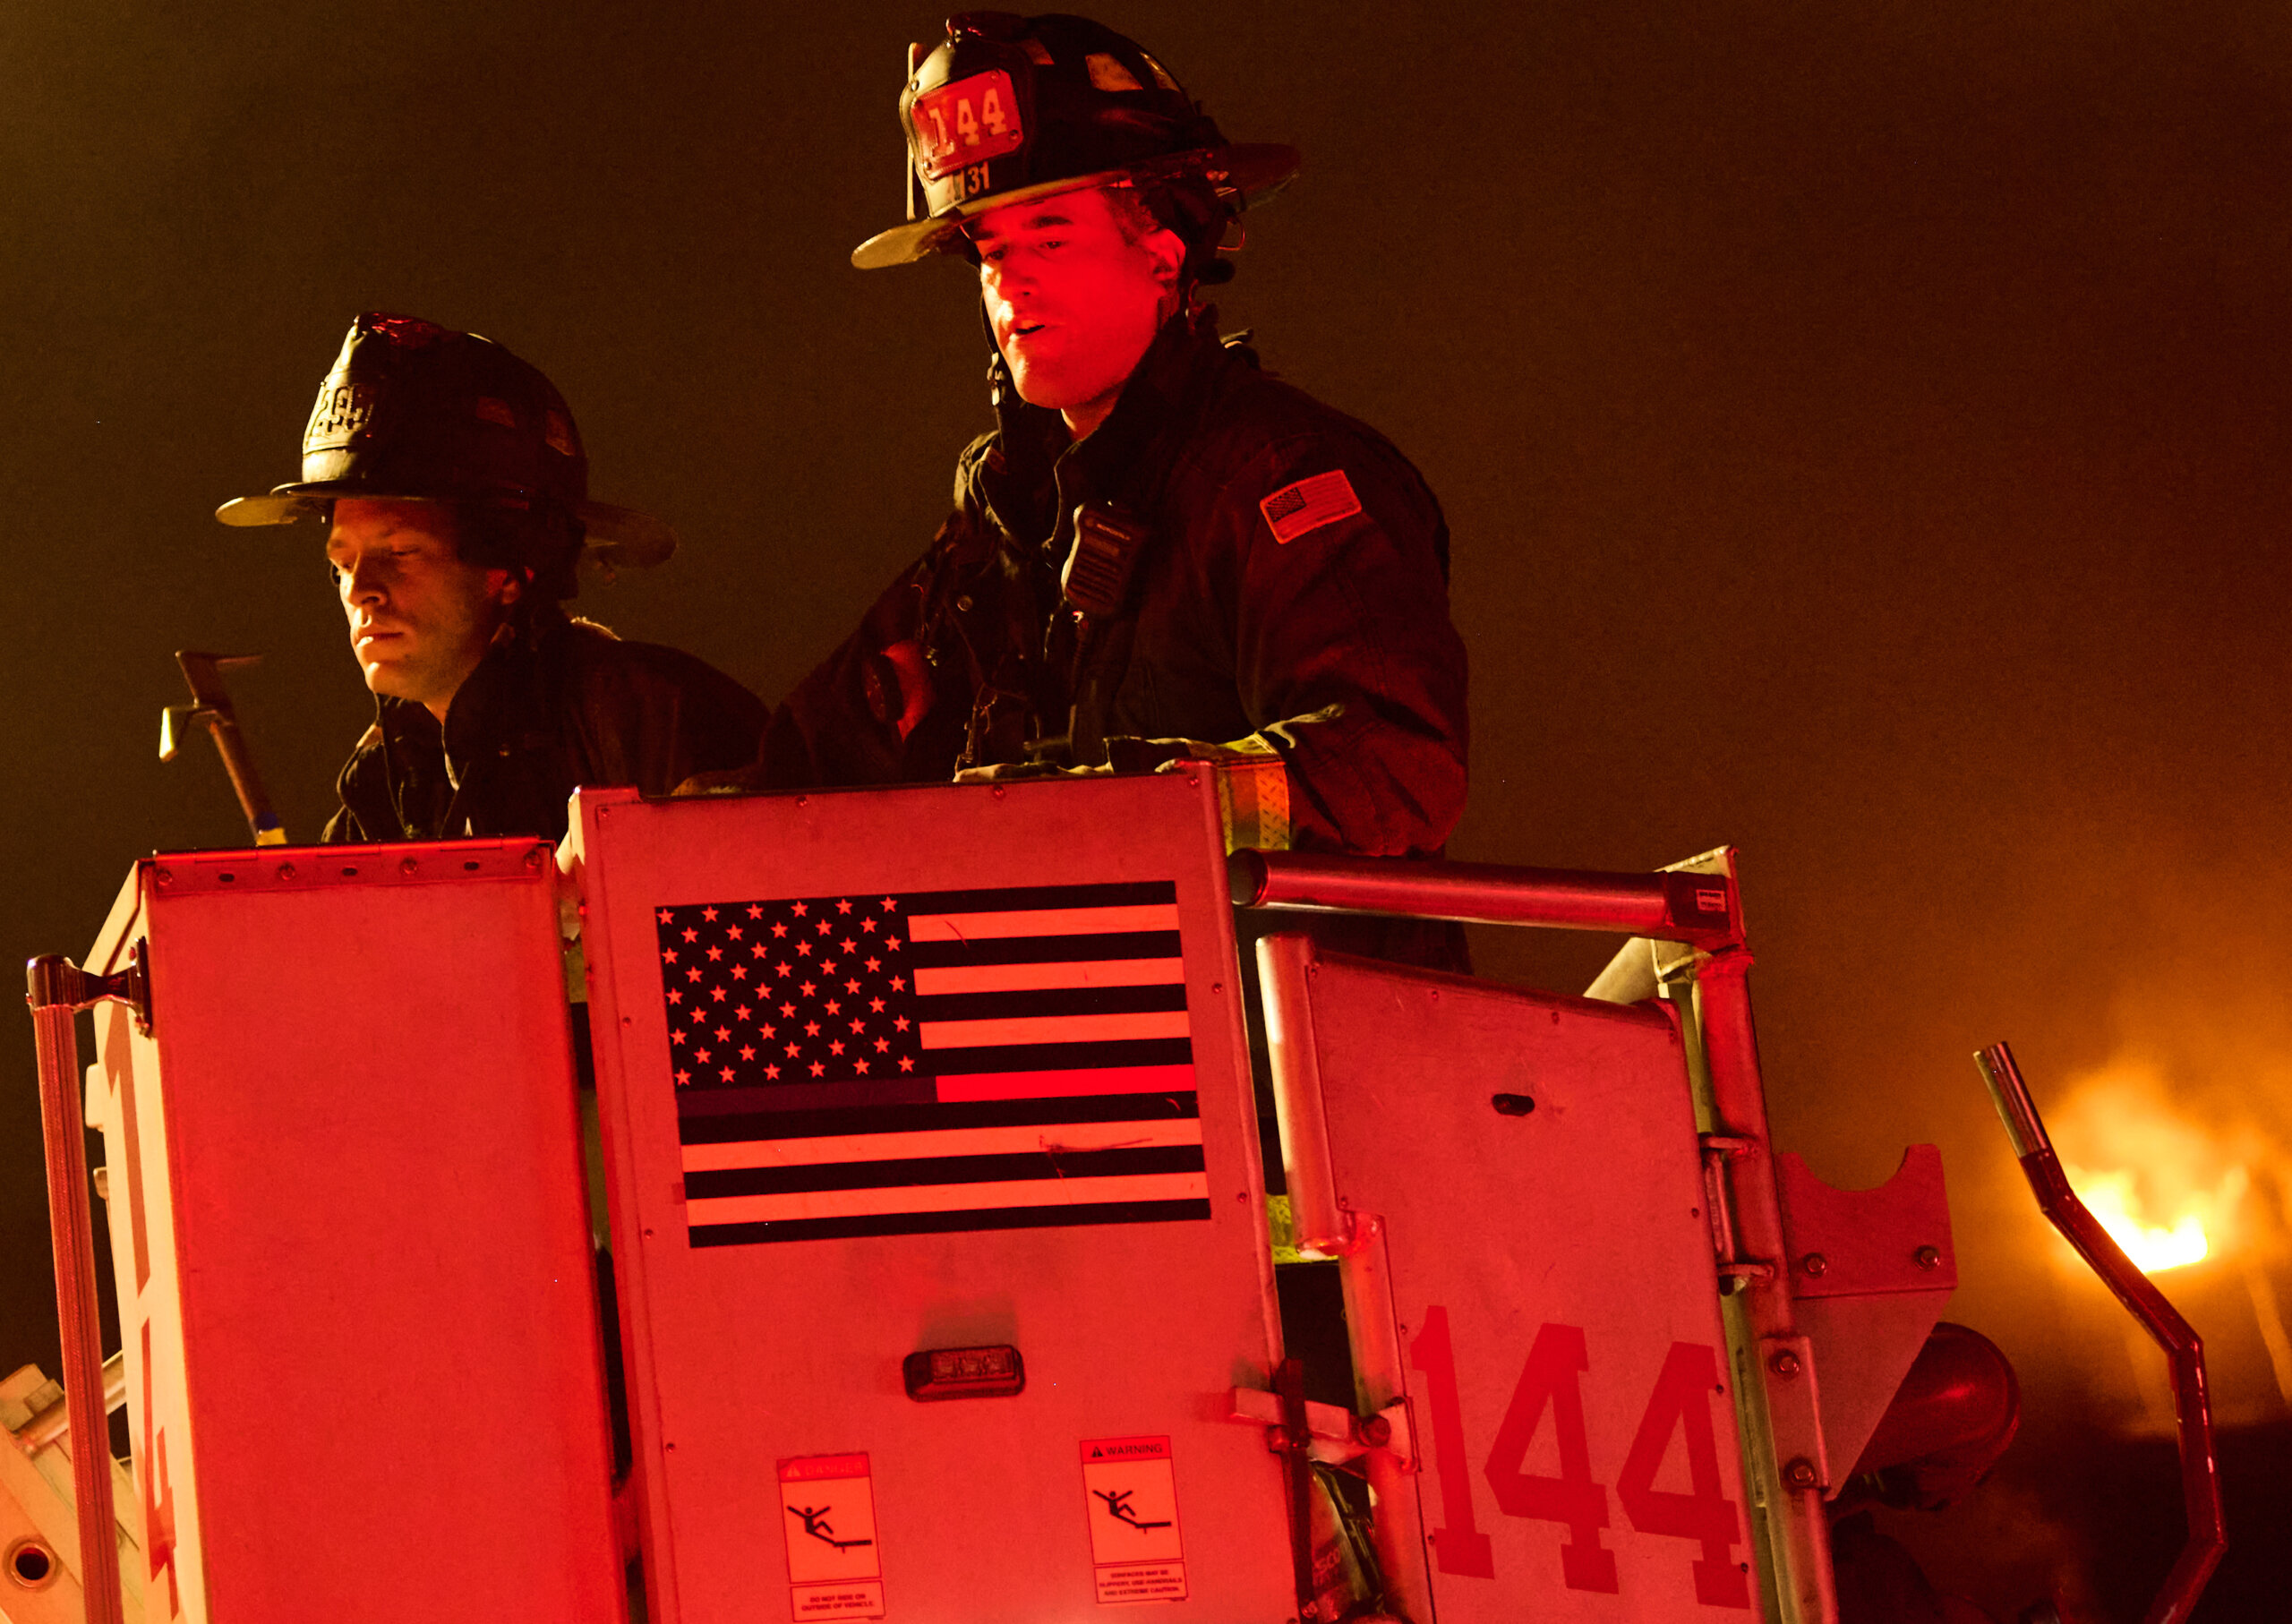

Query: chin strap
[979,298,1013,409]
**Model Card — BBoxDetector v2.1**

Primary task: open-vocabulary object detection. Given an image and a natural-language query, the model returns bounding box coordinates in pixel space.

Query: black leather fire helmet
[216,312,675,589]
[851,12,1300,271]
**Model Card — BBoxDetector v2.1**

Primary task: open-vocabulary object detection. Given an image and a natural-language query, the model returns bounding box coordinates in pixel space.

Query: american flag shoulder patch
[653,880,1209,1247]
[1258,469,1363,543]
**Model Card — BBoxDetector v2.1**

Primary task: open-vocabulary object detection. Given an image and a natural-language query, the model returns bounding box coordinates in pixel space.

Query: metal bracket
[28,944,151,1035]
[1228,1387,1411,1470]
[1759,1335,1830,1492]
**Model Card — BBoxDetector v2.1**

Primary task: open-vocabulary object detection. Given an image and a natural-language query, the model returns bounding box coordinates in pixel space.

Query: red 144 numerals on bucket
[1410,1308,1753,1610]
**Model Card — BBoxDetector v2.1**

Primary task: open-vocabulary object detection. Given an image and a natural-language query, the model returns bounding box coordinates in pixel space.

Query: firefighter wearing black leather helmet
[218,312,675,600]
[218,312,764,843]
[768,13,1469,882]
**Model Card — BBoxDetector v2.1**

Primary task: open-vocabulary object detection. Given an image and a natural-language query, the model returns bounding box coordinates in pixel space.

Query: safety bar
[1227,850,1740,946]
[25,953,137,1624]
[1976,1042,2225,1624]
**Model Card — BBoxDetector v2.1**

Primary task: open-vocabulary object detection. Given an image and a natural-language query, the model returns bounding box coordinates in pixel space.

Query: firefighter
[765,12,1468,867]
[218,312,765,842]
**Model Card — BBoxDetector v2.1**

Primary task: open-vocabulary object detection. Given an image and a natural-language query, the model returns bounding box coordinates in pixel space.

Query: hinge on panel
[1700,1132,1773,1293]
[124,939,153,1035]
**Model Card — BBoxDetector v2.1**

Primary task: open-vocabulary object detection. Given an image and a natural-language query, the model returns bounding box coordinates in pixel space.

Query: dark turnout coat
[325,608,765,844]
[768,312,1468,859]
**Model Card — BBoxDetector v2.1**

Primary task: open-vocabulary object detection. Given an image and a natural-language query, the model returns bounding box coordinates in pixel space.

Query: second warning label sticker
[778,1453,885,1620]
[1080,1435,1187,1604]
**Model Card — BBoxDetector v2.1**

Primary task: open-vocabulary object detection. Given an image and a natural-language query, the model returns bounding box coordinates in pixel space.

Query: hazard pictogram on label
[1080,1436,1187,1604]
[778,1453,885,1620]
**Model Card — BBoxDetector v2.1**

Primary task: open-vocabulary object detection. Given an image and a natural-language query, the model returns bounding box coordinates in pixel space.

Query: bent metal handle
[1976,1041,2225,1624]
[26,955,127,1624]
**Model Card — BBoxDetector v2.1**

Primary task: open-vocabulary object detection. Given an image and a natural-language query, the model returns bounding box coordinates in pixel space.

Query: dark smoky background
[3,3,2286,1616]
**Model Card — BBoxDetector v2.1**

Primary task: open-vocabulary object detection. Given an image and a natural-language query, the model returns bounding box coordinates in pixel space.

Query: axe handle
[174,654,284,842]
[197,709,284,842]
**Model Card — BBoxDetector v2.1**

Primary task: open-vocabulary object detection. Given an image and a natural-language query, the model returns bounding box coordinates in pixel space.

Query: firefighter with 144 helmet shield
[766,12,1470,877]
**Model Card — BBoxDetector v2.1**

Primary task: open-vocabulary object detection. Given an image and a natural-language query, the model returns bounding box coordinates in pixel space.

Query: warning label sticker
[778,1454,885,1620]
[1080,1436,1186,1604]
[791,1586,885,1620]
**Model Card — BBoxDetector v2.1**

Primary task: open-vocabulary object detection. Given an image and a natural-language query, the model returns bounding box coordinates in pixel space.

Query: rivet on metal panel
[1768,1349,1802,1380]
[600,805,612,818]
[993,785,1006,799]
[1782,1457,1820,1491]
[1800,1252,1828,1278]
[526,847,545,868]
[1210,982,1222,995]
[400,856,418,876]
[1914,1244,1943,1269]
[154,868,173,887]
[276,862,295,880]
[1490,1093,1535,1116]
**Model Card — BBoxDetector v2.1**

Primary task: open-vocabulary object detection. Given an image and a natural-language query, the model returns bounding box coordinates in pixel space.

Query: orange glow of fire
[2064,1165,2215,1272]
[2048,1064,2257,1278]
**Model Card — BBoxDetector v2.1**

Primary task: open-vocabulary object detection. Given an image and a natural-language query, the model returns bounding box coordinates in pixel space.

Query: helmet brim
[214,486,678,569]
[851,143,1301,269]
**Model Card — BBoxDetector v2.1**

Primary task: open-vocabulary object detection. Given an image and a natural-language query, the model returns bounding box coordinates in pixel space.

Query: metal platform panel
[1295,951,1757,1622]
[84,842,625,1624]
[570,775,1292,1624]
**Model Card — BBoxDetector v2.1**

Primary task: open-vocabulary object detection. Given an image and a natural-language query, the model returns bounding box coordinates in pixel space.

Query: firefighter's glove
[953,759,1091,783]
[952,738,1251,783]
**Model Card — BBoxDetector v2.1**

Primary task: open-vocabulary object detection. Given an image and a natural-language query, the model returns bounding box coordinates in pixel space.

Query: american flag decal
[1258,469,1362,543]
[654,880,1210,1245]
